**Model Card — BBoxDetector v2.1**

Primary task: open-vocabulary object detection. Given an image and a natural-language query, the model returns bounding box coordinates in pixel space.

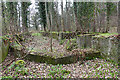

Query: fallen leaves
[1,57,119,78]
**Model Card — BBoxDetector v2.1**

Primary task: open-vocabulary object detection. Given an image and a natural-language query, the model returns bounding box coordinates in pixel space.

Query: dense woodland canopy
[1,1,120,35]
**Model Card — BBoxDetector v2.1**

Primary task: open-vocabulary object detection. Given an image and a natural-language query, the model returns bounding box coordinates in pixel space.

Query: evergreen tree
[6,2,18,33]
[21,2,31,31]
[38,2,46,31]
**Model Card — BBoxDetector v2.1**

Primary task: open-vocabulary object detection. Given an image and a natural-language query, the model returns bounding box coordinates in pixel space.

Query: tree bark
[67,2,71,31]
[13,2,18,32]
[93,3,96,32]
[61,1,65,32]
[106,2,111,33]
[2,2,7,34]
[45,2,50,32]
[56,2,59,32]
[21,2,28,32]
[117,1,120,68]
[18,3,21,31]
[49,2,53,52]
[74,2,81,32]
[118,1,120,34]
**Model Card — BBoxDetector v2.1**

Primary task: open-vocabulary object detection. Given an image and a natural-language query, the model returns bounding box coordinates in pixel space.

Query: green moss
[15,60,25,65]
[0,36,3,39]
[89,32,102,34]
[59,39,66,45]
[32,33,41,36]
[39,31,45,32]
[65,39,78,51]
[51,33,58,39]
[51,31,59,34]
[71,38,77,43]
[77,34,94,37]
[30,49,37,52]
[94,33,118,37]
[63,31,72,33]
[0,35,12,41]
[65,40,70,50]
[50,31,72,34]
[40,31,73,34]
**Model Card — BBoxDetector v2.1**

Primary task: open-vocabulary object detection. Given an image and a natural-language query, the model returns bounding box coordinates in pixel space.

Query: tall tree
[13,2,18,32]
[49,2,54,52]
[21,2,31,32]
[76,2,95,33]
[93,3,96,32]
[66,1,71,31]
[106,2,117,32]
[2,2,6,34]
[54,2,59,32]
[38,2,46,31]
[117,1,120,67]
[73,2,80,32]
[106,2,112,32]
[6,2,14,20]
[6,2,18,33]
[61,1,65,32]
[45,2,50,31]
[31,12,39,30]
[118,1,120,34]
[18,3,21,30]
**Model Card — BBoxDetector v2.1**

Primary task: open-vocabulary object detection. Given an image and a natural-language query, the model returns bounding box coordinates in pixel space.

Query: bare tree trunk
[55,2,59,32]
[45,2,50,32]
[18,3,21,32]
[61,1,65,32]
[97,3,101,32]
[93,3,96,32]
[67,2,71,31]
[13,3,18,33]
[117,1,120,68]
[50,2,53,52]
[74,2,81,32]
[104,3,107,33]
[2,2,7,35]
[66,1,68,31]
[118,1,120,34]
[106,2,111,33]
[28,8,30,28]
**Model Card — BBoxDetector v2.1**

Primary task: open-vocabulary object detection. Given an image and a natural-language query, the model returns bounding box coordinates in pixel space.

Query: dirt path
[23,34,73,58]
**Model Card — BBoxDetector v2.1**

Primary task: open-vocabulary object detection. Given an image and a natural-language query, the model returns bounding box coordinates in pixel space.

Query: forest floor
[23,33,71,58]
[0,32,120,78]
[0,51,119,78]
[21,32,99,59]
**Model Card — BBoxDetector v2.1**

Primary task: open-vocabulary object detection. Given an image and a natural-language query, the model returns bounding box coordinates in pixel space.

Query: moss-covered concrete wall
[77,34,94,49]
[0,40,9,63]
[92,37,118,63]
[40,32,78,40]
[77,33,119,63]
